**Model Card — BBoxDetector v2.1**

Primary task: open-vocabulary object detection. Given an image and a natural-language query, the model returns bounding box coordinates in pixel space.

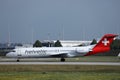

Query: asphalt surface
[0,58,120,65]
[0,62,119,65]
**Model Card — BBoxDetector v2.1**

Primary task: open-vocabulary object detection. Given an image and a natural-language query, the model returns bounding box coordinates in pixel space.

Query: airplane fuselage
[6,46,93,58]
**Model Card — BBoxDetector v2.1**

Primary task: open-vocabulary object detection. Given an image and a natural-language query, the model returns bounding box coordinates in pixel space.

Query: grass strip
[0,71,120,80]
[0,65,120,72]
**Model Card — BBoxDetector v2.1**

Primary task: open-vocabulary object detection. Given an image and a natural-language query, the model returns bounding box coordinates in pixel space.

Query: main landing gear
[61,58,65,62]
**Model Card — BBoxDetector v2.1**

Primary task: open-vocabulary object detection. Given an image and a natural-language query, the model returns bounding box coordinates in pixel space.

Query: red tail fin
[85,34,118,56]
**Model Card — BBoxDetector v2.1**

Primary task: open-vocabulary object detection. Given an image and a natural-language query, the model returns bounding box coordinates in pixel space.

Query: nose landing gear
[17,58,20,62]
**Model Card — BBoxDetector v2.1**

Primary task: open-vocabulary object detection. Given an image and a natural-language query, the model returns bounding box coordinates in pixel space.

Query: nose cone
[6,52,17,58]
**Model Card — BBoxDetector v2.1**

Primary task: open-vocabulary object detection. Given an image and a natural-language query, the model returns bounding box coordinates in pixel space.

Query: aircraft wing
[50,53,68,58]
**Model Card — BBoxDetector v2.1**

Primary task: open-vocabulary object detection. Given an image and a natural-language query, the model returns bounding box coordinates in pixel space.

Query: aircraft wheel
[17,59,20,62]
[61,58,65,62]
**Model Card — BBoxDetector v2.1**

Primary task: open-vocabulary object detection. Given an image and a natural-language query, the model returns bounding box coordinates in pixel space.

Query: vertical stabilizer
[85,34,118,56]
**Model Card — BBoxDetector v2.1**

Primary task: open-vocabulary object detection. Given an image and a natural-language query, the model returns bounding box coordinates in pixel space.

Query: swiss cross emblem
[102,38,109,46]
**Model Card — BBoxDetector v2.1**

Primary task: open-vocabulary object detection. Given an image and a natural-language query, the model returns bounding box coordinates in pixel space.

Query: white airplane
[6,34,118,62]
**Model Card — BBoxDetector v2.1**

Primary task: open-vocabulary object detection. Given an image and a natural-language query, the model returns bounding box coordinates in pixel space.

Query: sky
[0,0,120,43]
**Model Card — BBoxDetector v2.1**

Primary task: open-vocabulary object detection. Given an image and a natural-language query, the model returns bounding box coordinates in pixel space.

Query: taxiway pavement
[0,62,120,66]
